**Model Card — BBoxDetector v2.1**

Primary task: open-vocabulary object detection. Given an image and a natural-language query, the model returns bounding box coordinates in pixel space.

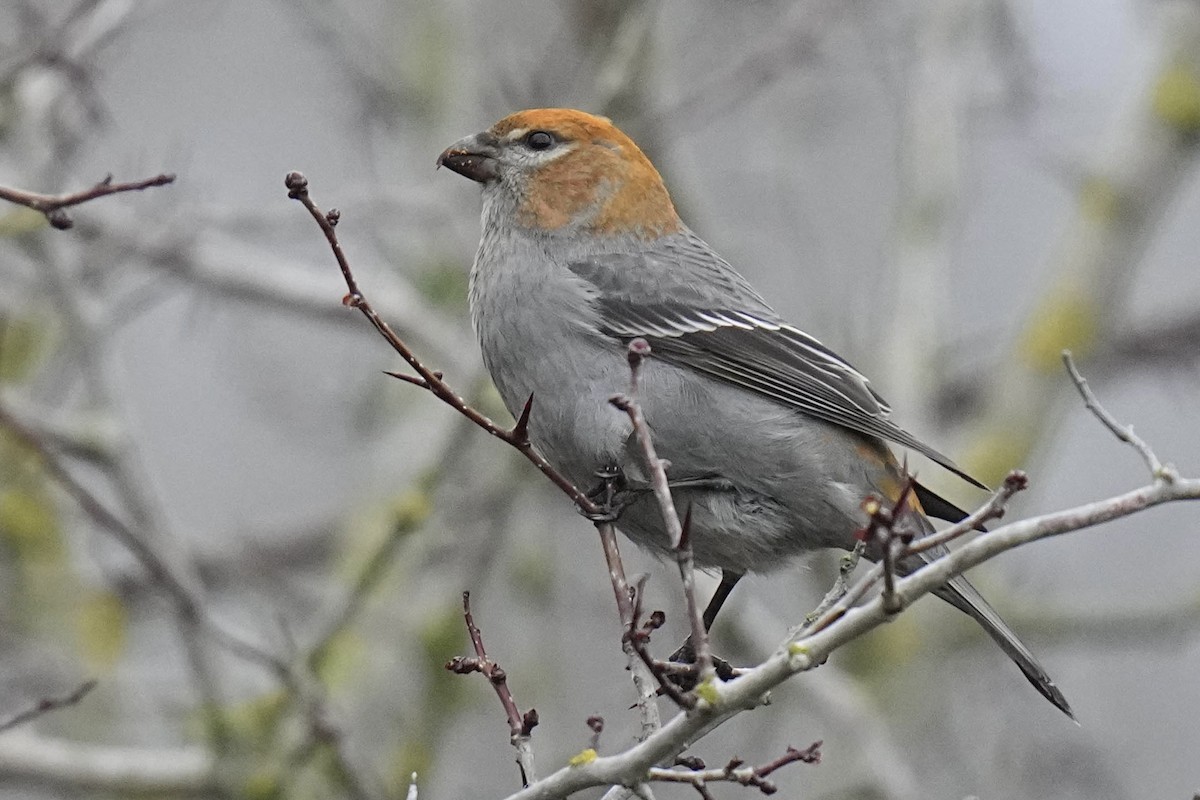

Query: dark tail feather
[934,574,1075,720]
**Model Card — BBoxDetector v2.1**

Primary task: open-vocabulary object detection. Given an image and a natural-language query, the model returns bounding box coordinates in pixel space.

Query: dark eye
[525,130,554,150]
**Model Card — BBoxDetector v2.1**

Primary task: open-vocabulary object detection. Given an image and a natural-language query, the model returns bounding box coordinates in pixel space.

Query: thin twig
[625,577,667,731]
[446,592,538,785]
[625,579,695,711]
[610,339,712,683]
[286,174,645,682]
[647,742,821,795]
[1062,350,1173,481]
[501,469,1200,800]
[802,542,863,628]
[284,172,597,513]
[0,681,98,734]
[0,173,175,229]
[798,470,1028,638]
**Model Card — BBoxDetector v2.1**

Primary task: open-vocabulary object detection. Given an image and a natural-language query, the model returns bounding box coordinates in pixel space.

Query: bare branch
[0,731,212,794]
[1062,350,1172,481]
[0,681,98,735]
[647,742,821,795]
[610,339,712,682]
[446,592,538,786]
[500,471,1200,799]
[0,173,174,229]
[285,171,598,514]
[797,470,1028,639]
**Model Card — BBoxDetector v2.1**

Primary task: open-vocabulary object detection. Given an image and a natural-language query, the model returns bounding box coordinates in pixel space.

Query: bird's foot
[582,465,639,522]
[665,641,737,690]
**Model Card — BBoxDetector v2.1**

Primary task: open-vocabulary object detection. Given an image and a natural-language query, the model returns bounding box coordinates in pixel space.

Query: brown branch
[0,173,175,229]
[798,469,1029,638]
[284,172,644,637]
[285,172,596,512]
[625,579,695,710]
[647,741,822,795]
[446,592,537,785]
[609,339,712,682]
[0,681,98,734]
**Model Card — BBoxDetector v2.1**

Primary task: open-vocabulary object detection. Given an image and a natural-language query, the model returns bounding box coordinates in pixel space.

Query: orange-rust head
[439,108,681,239]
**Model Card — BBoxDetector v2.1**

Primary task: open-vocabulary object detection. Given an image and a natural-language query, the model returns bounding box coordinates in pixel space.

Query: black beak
[438,132,501,183]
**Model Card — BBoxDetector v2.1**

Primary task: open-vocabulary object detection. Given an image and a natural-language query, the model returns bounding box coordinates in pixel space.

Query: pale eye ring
[525,130,554,150]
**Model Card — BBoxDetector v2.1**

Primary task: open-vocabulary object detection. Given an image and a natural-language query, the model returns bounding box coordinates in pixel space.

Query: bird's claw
[582,465,639,522]
[665,643,737,690]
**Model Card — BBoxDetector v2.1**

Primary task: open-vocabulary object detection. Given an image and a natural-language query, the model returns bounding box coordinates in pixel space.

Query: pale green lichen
[694,677,720,705]
[569,748,597,766]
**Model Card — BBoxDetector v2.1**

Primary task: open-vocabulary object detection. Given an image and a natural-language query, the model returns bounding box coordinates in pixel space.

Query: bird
[438,108,1071,718]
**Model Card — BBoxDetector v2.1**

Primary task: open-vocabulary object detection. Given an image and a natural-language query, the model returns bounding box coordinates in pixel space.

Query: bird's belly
[475,299,635,489]
[472,270,872,569]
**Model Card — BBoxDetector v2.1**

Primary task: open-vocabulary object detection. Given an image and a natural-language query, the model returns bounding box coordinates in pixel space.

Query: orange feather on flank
[855,439,926,516]
[489,109,682,238]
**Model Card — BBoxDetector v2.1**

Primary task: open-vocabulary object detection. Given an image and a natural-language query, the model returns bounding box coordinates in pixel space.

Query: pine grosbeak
[440,108,1070,717]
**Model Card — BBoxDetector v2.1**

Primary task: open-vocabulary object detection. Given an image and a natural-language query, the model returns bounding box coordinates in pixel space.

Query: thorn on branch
[384,370,431,389]
[615,338,714,682]
[679,504,694,553]
[513,393,535,443]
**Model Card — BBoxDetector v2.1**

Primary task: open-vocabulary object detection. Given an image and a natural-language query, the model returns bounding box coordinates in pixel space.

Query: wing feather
[565,235,985,489]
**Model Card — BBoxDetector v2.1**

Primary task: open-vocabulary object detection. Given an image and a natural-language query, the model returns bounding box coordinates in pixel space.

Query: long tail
[933,571,1074,719]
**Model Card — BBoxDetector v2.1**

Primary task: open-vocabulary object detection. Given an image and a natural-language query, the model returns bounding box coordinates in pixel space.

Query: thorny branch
[798,469,1029,639]
[446,592,539,786]
[0,173,175,229]
[0,681,98,735]
[495,359,1200,799]
[284,172,596,514]
[285,171,638,634]
[610,339,713,683]
[287,172,1200,799]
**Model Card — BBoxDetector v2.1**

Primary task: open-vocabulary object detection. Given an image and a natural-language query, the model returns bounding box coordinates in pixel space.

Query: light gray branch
[0,731,213,795]
[500,474,1200,800]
